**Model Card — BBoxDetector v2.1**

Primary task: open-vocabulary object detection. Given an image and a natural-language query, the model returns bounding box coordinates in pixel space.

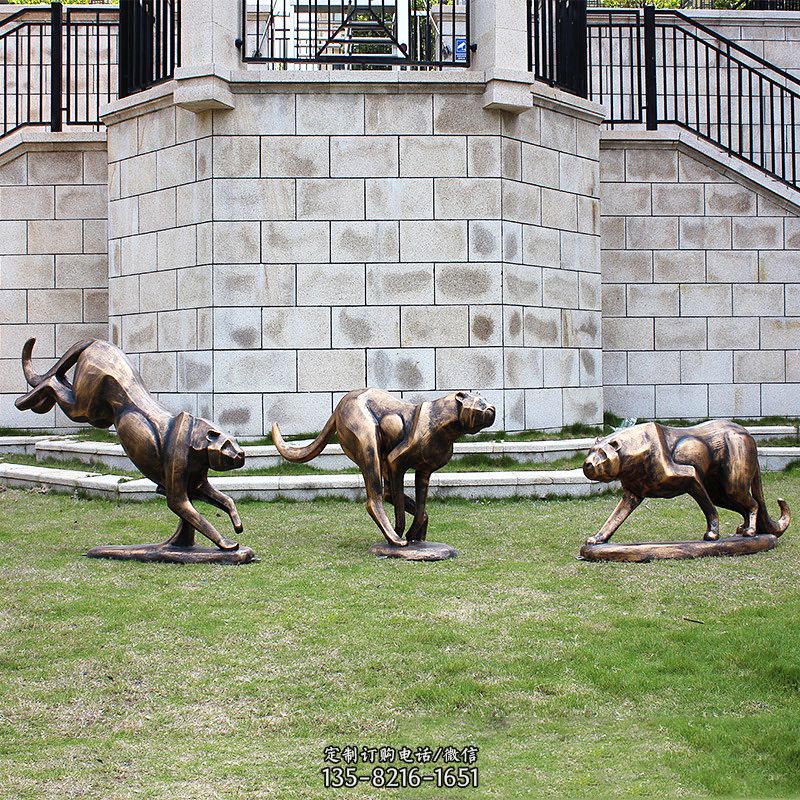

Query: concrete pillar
[469,0,529,74]
[469,0,532,113]
[179,0,241,72]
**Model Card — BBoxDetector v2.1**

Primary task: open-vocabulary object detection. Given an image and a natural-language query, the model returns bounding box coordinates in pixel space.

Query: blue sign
[455,37,467,63]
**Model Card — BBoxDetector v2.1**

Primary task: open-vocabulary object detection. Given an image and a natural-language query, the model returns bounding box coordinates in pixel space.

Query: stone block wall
[0,135,109,429]
[105,78,603,436]
[600,134,800,420]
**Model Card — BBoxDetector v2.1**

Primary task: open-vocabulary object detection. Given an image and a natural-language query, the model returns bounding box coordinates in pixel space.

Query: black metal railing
[238,0,470,68]
[0,3,118,138]
[119,0,181,97]
[586,7,800,190]
[529,0,587,96]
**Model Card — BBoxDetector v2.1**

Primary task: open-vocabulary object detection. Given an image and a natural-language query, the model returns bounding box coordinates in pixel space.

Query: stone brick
[55,185,107,220]
[543,348,579,387]
[1,255,53,289]
[524,387,563,429]
[214,94,294,136]
[680,217,732,250]
[560,231,600,274]
[563,386,602,425]
[541,112,577,154]
[215,221,261,264]
[602,351,627,385]
[520,224,558,269]
[214,263,295,306]
[296,94,364,136]
[0,324,53,358]
[707,317,759,350]
[435,262,502,305]
[732,283,784,316]
[653,250,705,283]
[759,251,797,283]
[83,220,107,256]
[523,307,561,347]
[626,284,680,317]
[504,348,543,389]
[298,262,364,306]
[365,178,433,220]
[330,136,398,178]
[214,178,294,222]
[298,349,365,391]
[706,250,758,283]
[177,265,212,309]
[122,312,158,353]
[626,217,678,250]
[157,226,197,272]
[0,289,26,323]
[196,137,212,182]
[399,136,466,178]
[434,177,502,219]
[28,220,83,255]
[761,317,800,349]
[540,187,575,230]
[28,151,83,185]
[680,351,733,384]
[786,284,800,316]
[704,183,757,216]
[138,107,176,154]
[604,385,655,419]
[298,179,364,221]
[365,93,433,135]
[0,156,26,187]
[469,220,503,262]
[367,348,435,391]
[214,349,297,393]
[521,143,559,189]
[708,383,761,418]
[176,180,212,226]
[467,136,501,178]
[560,153,598,197]
[628,351,680,385]
[262,221,329,264]
[503,138,523,181]
[156,142,196,189]
[139,187,176,233]
[600,216,625,249]
[470,305,503,346]
[333,306,399,348]
[761,384,800,417]
[121,232,157,276]
[599,182,650,216]
[0,185,54,220]
[603,317,654,351]
[433,95,500,136]
[503,222,522,264]
[331,221,399,263]
[601,284,626,317]
[158,308,197,351]
[436,347,502,389]
[263,392,334,436]
[214,136,260,178]
[139,352,177,392]
[84,289,108,323]
[655,384,708,418]
[732,217,784,249]
[262,307,331,349]
[603,250,653,283]
[400,220,467,262]
[213,307,261,349]
[401,306,469,348]
[55,254,106,289]
[366,262,433,306]
[626,149,678,182]
[734,350,785,383]
[542,268,579,309]
[562,309,601,348]
[503,263,542,306]
[109,275,139,316]
[680,284,732,317]
[262,136,329,178]
[213,393,262,433]
[651,183,704,216]
[654,318,707,350]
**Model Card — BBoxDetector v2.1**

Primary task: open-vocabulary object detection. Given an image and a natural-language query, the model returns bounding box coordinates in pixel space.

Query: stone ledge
[0,462,615,502]
[0,129,106,169]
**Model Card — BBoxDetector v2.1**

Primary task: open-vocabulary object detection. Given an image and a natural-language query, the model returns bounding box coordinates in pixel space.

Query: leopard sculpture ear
[455,391,468,405]
[189,416,213,453]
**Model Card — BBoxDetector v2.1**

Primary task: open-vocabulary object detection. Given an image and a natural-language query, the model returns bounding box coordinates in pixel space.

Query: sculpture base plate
[369,540,457,561]
[580,533,778,563]
[85,542,256,564]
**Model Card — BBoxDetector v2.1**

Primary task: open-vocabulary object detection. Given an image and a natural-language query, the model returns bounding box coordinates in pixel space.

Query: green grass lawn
[2,472,800,799]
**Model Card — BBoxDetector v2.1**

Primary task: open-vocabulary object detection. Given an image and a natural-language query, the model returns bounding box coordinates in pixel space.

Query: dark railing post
[50,1,63,132]
[643,4,658,130]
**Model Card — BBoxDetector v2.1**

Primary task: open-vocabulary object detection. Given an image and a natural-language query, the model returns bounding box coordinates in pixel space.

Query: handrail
[585,5,800,191]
